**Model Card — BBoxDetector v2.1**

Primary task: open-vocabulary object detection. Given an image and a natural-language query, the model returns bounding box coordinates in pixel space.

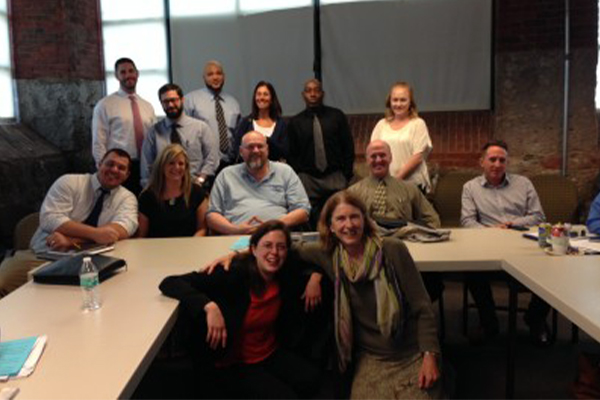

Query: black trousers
[217,348,321,399]
[467,271,551,333]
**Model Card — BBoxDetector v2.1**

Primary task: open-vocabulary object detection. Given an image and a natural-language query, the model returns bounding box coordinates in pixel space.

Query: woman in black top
[159,221,320,398]
[137,144,207,237]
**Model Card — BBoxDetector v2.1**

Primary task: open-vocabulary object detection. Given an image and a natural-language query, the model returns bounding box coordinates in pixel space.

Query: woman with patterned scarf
[307,190,442,399]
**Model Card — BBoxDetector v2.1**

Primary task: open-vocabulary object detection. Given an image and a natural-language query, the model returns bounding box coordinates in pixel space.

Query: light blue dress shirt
[461,174,546,228]
[184,87,241,163]
[140,114,220,187]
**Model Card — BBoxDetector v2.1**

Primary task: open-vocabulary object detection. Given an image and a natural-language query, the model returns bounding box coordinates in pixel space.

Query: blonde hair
[143,144,192,207]
[384,81,418,120]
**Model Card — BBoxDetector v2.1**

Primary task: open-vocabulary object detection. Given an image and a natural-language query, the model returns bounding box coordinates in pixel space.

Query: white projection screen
[170,0,492,116]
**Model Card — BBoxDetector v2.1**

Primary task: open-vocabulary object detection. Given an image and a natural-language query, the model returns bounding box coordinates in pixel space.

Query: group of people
[2,55,599,399]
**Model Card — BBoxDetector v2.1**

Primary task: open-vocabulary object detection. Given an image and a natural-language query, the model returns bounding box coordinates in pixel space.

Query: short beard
[166,106,183,120]
[246,158,265,170]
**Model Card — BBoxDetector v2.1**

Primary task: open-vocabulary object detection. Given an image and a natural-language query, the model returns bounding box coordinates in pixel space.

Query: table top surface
[503,254,600,343]
[0,228,585,399]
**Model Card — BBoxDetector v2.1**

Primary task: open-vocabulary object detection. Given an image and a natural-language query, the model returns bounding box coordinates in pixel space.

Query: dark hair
[101,148,132,172]
[318,191,378,254]
[114,58,137,71]
[250,81,282,120]
[158,83,184,100]
[246,220,291,294]
[482,139,508,153]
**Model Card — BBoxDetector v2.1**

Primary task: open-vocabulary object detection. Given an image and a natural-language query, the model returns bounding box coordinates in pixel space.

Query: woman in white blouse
[371,82,432,193]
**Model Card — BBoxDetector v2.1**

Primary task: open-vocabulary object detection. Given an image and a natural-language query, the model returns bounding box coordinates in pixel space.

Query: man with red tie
[92,58,156,195]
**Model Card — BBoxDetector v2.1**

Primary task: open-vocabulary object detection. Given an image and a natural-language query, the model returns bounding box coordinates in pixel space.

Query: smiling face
[163,153,187,183]
[254,85,272,111]
[389,85,411,119]
[330,202,365,252]
[367,140,392,179]
[115,62,139,94]
[97,151,130,190]
[251,230,288,281]
[481,145,508,186]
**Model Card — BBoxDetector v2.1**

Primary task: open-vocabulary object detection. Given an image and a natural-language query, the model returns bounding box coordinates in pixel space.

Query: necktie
[372,180,387,216]
[170,123,181,144]
[84,188,110,227]
[313,114,327,172]
[214,95,229,153]
[129,95,145,155]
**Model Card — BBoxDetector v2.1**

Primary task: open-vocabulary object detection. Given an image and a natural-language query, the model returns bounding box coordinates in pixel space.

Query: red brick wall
[349,111,491,170]
[10,0,104,80]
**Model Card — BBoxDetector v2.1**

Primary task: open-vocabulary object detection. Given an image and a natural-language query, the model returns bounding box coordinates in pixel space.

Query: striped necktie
[372,180,387,216]
[214,95,229,153]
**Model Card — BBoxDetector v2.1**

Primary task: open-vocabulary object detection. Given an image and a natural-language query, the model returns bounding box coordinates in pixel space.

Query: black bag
[33,254,126,285]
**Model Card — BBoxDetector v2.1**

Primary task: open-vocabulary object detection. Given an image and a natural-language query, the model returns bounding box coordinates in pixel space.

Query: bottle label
[80,273,99,289]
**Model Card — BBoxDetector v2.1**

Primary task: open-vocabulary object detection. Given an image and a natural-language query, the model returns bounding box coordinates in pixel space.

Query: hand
[418,352,440,390]
[204,302,227,349]
[92,226,120,244]
[301,273,322,312]
[204,252,236,274]
[237,216,264,234]
[46,232,72,251]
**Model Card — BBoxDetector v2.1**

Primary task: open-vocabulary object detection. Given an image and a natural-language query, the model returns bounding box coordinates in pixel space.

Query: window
[99,0,169,115]
[0,0,15,119]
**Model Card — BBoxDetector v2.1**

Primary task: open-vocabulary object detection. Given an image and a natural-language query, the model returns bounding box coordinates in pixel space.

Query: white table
[0,229,559,399]
[0,237,239,399]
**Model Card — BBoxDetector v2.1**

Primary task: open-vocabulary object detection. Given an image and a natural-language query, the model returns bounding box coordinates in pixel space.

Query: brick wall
[348,0,599,206]
[11,0,103,80]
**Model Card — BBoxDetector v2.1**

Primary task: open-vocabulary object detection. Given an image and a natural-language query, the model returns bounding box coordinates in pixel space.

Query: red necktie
[129,95,144,155]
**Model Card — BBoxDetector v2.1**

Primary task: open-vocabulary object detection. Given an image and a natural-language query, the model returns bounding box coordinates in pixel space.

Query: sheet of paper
[230,237,250,251]
[0,337,37,377]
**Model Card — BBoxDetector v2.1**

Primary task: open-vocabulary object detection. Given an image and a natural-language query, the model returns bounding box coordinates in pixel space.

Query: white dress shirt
[30,174,138,253]
[92,89,156,162]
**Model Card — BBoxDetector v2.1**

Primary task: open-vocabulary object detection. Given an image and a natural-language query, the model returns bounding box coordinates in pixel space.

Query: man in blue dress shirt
[184,60,241,171]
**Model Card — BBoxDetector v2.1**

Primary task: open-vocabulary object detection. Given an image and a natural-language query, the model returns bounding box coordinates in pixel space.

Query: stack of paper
[0,335,47,381]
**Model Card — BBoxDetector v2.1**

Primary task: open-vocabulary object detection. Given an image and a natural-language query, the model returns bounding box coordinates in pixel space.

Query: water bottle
[80,256,101,311]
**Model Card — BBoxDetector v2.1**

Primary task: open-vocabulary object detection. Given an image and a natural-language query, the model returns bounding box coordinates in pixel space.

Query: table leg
[506,279,518,399]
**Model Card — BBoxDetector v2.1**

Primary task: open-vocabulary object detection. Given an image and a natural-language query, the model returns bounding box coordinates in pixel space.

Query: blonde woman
[371,82,432,193]
[138,144,207,237]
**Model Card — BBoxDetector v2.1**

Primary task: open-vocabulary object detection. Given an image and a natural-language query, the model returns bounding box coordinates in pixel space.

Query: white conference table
[0,228,578,399]
[504,255,600,343]
[0,237,239,400]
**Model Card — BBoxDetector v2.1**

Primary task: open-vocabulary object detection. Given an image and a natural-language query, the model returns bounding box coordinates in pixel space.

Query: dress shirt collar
[91,173,116,196]
[117,88,137,99]
[165,113,190,128]
[479,173,511,189]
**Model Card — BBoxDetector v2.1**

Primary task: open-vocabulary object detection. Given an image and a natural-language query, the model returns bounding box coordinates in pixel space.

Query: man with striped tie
[184,60,241,174]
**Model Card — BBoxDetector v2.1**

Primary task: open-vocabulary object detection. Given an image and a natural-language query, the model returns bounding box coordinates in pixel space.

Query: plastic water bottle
[80,256,101,311]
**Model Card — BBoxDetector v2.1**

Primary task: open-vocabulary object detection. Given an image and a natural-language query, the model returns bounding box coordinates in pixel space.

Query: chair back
[14,212,40,251]
[531,175,579,224]
[432,172,478,227]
